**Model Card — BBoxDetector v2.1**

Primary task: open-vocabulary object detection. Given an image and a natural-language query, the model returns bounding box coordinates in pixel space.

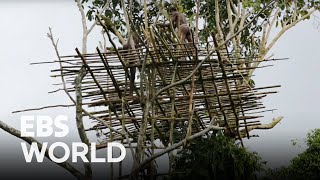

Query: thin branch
[47,28,75,104]
[76,0,88,54]
[240,116,284,137]
[215,0,224,41]
[100,15,126,45]
[12,104,74,114]
[194,0,200,43]
[88,0,111,34]
[236,7,250,46]
[186,74,195,138]
[264,9,279,50]
[226,0,239,56]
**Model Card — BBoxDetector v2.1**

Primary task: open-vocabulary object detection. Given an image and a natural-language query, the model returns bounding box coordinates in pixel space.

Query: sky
[0,1,319,179]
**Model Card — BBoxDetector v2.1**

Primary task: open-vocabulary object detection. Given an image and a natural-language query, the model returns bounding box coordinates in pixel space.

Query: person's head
[164,2,178,14]
[169,6,178,13]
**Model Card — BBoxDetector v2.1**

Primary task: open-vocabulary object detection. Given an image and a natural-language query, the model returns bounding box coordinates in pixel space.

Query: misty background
[0,1,319,179]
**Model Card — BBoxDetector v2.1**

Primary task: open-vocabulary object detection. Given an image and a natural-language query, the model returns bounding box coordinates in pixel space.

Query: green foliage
[171,133,265,180]
[83,0,160,36]
[81,0,318,58]
[248,79,255,88]
[180,0,196,19]
[306,129,320,150]
[265,129,320,180]
[81,0,319,39]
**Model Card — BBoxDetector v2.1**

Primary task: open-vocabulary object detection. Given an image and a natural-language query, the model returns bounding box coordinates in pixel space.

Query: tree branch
[88,0,111,34]
[99,15,126,45]
[240,116,284,138]
[215,0,224,41]
[249,7,317,77]
[195,0,200,43]
[76,0,88,54]
[263,9,280,52]
[74,66,92,178]
[265,8,316,54]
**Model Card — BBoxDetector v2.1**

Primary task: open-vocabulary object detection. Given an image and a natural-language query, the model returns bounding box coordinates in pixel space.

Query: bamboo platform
[49,40,281,148]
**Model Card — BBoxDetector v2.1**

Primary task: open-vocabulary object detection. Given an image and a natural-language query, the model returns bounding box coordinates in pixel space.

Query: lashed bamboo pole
[212,33,244,146]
